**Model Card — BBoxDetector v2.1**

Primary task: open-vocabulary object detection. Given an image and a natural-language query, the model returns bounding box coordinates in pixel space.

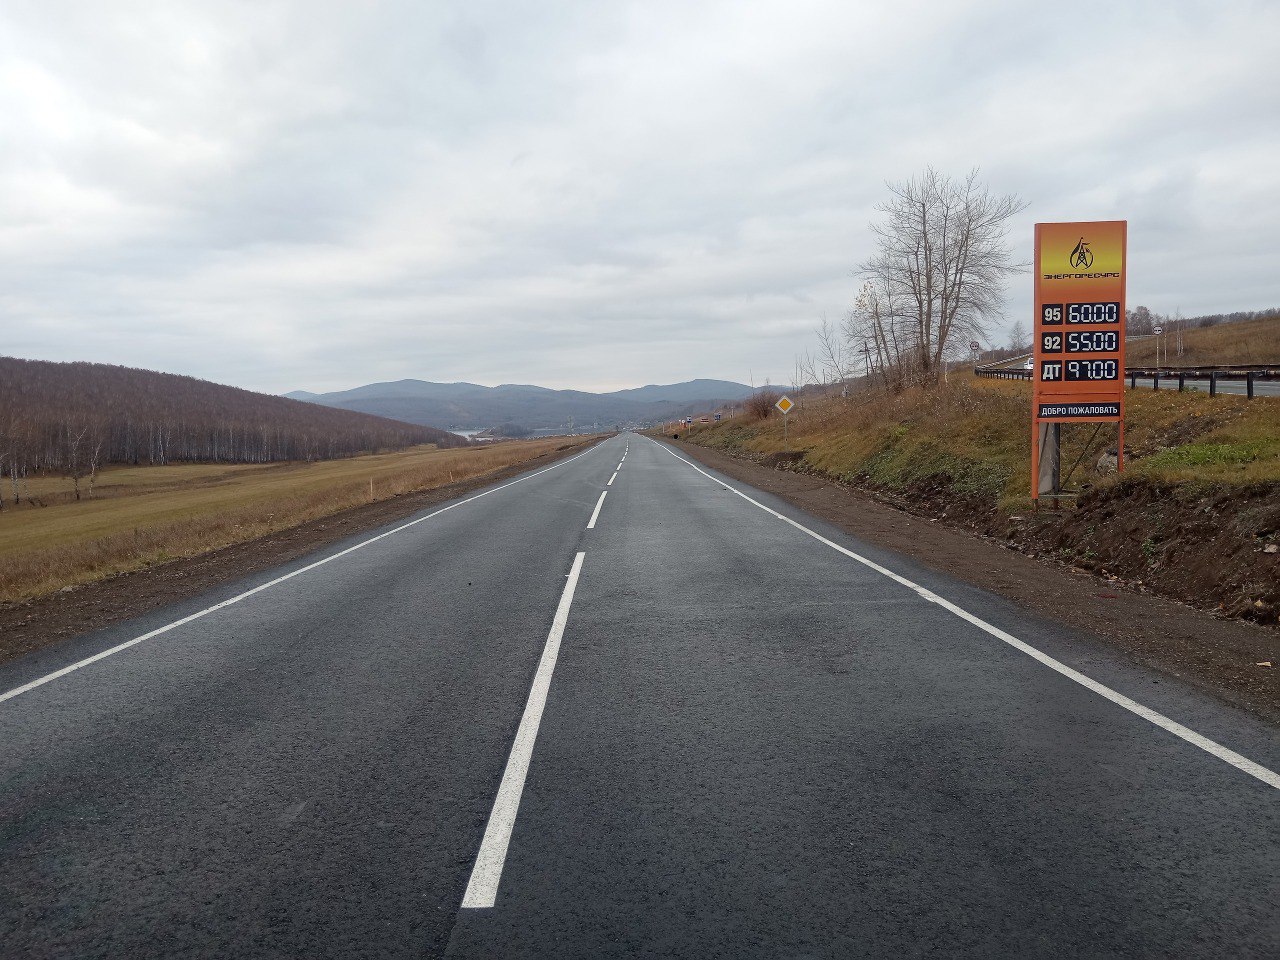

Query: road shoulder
[0,438,604,667]
[667,439,1280,725]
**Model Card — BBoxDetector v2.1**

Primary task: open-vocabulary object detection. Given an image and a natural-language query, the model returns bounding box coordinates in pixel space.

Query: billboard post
[1031,221,1127,502]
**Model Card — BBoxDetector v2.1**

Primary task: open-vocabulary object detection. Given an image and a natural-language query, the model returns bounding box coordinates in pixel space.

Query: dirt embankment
[1045,480,1279,621]
[671,440,1280,723]
[753,447,1280,629]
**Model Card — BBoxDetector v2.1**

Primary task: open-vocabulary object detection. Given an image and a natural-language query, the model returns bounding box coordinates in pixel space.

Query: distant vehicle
[699,417,710,423]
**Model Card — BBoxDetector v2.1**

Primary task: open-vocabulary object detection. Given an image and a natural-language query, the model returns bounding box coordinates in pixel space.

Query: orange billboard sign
[1031,220,1127,500]
[1032,220,1127,421]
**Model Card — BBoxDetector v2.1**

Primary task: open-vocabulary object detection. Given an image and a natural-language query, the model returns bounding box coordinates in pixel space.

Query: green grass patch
[1144,441,1270,468]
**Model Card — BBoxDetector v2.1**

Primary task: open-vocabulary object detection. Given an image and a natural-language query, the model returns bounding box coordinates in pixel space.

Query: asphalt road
[2,434,1278,958]
[1129,376,1280,397]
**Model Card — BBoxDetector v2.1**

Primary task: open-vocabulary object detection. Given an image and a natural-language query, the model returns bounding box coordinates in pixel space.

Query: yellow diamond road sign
[776,395,793,414]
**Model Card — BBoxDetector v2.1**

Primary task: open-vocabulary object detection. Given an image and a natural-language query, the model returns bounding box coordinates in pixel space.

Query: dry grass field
[1126,314,1280,366]
[678,377,1280,509]
[0,439,582,604]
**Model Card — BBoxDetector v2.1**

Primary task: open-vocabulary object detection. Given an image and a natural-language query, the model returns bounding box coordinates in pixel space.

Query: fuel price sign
[1031,220,1127,499]
[1032,221,1126,420]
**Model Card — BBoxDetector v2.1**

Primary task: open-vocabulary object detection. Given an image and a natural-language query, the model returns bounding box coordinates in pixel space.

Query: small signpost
[714,413,721,422]
[776,395,794,449]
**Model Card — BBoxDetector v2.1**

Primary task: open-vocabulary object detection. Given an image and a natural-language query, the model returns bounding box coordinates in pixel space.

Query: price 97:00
[1065,359,1119,381]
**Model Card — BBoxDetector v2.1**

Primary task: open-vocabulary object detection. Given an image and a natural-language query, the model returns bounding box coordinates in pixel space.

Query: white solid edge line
[462,551,586,909]
[607,472,618,486]
[0,445,601,707]
[586,491,608,529]
[649,438,1280,791]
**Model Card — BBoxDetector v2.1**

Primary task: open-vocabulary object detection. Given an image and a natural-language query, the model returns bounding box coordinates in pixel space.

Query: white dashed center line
[587,491,607,529]
[461,552,586,908]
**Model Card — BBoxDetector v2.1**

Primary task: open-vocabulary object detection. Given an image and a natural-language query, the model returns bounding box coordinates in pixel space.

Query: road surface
[2,434,1277,958]
[1129,376,1280,397]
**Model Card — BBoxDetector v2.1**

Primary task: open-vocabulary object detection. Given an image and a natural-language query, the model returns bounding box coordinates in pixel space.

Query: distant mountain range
[283,378,755,430]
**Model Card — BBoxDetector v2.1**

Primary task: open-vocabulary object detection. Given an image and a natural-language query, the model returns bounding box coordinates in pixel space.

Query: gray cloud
[2,0,1277,393]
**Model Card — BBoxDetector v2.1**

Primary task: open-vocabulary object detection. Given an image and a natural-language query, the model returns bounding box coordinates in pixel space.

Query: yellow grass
[675,378,1280,510]
[0,439,587,604]
[1126,315,1280,366]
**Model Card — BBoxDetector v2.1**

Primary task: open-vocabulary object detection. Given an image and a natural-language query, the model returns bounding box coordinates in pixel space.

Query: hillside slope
[288,378,754,429]
[0,357,466,480]
[1126,314,1280,366]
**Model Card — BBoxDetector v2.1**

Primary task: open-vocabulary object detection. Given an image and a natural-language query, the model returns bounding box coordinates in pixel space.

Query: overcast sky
[3,0,1277,394]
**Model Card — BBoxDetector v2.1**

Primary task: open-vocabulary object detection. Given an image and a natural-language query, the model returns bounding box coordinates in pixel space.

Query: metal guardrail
[975,366,1032,380]
[975,363,1279,397]
[1124,364,1280,378]
[974,352,1032,371]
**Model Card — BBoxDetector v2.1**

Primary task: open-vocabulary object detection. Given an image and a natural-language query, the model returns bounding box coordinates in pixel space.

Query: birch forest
[0,357,466,504]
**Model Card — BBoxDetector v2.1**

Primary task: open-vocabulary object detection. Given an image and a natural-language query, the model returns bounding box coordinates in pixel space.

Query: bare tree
[1126,305,1154,335]
[860,167,1027,384]
[0,433,9,512]
[85,422,105,498]
[64,422,90,501]
[814,315,851,386]
[1008,319,1028,351]
[843,278,913,390]
[793,350,819,391]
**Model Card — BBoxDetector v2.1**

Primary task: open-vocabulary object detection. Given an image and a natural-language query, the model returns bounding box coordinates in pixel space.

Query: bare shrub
[744,388,781,420]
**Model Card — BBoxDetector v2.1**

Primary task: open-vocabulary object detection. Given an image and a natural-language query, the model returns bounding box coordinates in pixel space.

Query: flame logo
[1069,237,1094,270]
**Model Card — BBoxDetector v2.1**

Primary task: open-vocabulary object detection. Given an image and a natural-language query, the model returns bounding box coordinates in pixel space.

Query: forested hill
[0,357,467,473]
